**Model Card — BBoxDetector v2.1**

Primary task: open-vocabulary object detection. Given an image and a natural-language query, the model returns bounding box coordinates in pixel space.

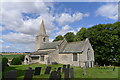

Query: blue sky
[0,2,118,52]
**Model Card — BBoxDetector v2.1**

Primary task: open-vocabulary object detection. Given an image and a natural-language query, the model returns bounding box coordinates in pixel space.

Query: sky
[0,1,118,52]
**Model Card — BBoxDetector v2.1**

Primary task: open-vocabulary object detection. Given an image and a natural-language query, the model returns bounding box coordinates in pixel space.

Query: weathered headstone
[4,70,17,80]
[82,66,86,76]
[62,65,66,72]
[67,64,70,69]
[69,68,74,78]
[34,67,41,75]
[49,70,57,80]
[44,66,51,74]
[64,68,69,79]
[57,70,61,80]
[24,69,34,80]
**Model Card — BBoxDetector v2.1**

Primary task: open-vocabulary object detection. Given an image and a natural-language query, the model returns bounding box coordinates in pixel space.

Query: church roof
[38,40,86,53]
[39,40,63,50]
[60,41,85,53]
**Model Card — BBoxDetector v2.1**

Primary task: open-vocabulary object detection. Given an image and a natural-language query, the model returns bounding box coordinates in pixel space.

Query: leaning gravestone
[44,66,51,74]
[69,68,74,78]
[49,70,57,80]
[34,67,41,75]
[62,65,66,72]
[24,69,34,80]
[4,70,17,80]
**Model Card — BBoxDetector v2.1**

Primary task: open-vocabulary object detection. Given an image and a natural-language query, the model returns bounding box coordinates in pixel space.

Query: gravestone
[57,67,61,72]
[24,69,34,80]
[28,67,32,70]
[82,66,86,76]
[4,70,17,80]
[57,70,61,80]
[69,68,74,78]
[64,68,69,79]
[67,64,70,69]
[34,67,41,75]
[44,66,51,74]
[62,65,66,72]
[49,70,57,80]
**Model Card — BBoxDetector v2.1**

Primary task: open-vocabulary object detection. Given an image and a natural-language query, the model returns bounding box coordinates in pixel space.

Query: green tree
[74,27,88,41]
[53,35,63,42]
[64,32,75,42]
[11,57,22,65]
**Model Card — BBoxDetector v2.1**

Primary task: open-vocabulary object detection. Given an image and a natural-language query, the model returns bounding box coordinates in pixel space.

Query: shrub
[11,57,22,65]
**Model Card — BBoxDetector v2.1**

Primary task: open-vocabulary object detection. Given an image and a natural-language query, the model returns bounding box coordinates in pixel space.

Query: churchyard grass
[3,63,119,79]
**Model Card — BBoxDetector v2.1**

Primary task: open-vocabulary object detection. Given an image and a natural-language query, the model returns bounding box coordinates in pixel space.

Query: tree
[64,32,75,42]
[53,35,63,42]
[11,57,22,65]
[74,27,88,41]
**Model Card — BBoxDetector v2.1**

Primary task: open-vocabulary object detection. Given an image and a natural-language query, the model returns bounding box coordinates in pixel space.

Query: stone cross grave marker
[44,66,51,74]
[4,70,17,80]
[24,69,34,80]
[34,67,41,75]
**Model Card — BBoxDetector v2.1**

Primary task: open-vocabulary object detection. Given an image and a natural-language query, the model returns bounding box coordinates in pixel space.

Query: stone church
[24,20,95,67]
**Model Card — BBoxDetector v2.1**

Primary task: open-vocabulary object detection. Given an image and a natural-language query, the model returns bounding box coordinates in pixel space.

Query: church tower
[35,20,49,51]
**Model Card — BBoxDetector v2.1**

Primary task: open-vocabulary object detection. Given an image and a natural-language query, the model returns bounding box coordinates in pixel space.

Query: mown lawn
[3,63,119,79]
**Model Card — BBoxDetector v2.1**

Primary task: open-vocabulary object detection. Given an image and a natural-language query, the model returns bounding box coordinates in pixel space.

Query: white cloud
[0,39,4,44]
[96,3,118,20]
[62,25,70,30]
[56,12,89,25]
[2,32,35,44]
[0,2,56,35]
[56,25,77,36]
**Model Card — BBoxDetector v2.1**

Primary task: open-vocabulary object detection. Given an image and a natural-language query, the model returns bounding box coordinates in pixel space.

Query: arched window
[43,37,45,42]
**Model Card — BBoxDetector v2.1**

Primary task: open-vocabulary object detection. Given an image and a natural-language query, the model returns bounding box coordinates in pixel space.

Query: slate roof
[60,41,85,53]
[39,40,63,50]
[31,51,49,55]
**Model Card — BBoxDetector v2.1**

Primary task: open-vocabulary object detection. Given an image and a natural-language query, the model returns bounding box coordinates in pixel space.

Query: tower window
[43,37,45,42]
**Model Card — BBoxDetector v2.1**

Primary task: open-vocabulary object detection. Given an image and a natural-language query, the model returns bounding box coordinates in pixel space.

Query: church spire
[38,19,47,36]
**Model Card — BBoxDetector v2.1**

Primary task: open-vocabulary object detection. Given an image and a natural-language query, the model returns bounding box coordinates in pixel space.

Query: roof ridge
[68,40,85,44]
